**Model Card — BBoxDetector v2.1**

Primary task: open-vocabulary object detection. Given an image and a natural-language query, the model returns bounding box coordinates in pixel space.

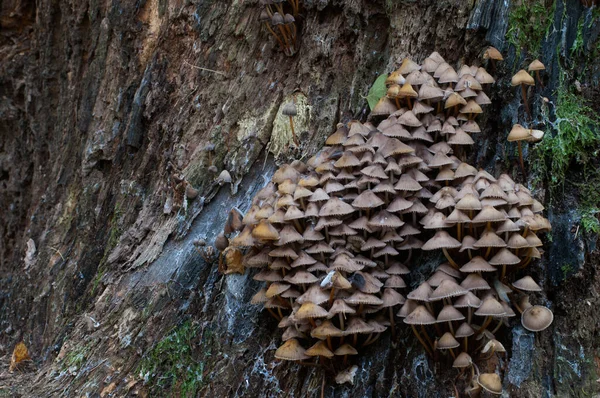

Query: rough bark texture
[0,0,599,397]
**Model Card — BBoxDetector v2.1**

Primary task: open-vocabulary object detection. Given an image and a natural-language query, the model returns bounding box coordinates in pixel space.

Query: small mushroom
[507,124,529,175]
[203,142,215,167]
[521,305,553,332]
[483,46,503,71]
[477,373,502,395]
[528,59,545,88]
[215,170,232,185]
[511,70,535,119]
[282,102,299,146]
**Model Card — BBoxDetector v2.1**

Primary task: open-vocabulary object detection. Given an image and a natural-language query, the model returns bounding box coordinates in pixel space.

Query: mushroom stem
[411,324,434,357]
[395,98,400,109]
[447,321,455,335]
[264,23,286,51]
[449,348,456,359]
[407,97,412,110]
[513,301,524,314]
[326,336,333,351]
[277,307,284,319]
[457,224,462,241]
[491,319,504,334]
[389,306,396,339]
[475,316,493,336]
[535,70,544,89]
[520,84,531,119]
[464,336,468,352]
[481,347,496,361]
[501,264,507,280]
[363,333,381,346]
[288,116,299,146]
[442,247,459,269]
[517,141,525,176]
[266,308,280,321]
[328,287,335,306]
[277,25,291,55]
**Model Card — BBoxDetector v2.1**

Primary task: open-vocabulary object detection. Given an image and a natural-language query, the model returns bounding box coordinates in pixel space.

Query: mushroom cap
[371,97,398,116]
[437,305,466,322]
[474,297,506,317]
[508,124,530,141]
[327,299,356,317]
[454,292,482,309]
[297,285,330,305]
[437,332,460,349]
[483,46,503,61]
[513,276,542,292]
[398,58,421,75]
[311,320,344,339]
[455,322,475,338]
[453,352,473,368]
[252,220,280,241]
[478,373,502,395]
[305,341,334,358]
[407,281,434,302]
[461,256,497,273]
[335,344,358,356]
[275,339,309,361]
[429,279,468,301]
[460,274,491,291]
[522,305,553,332]
[422,230,462,250]
[282,102,297,116]
[404,305,437,325]
[296,302,329,319]
[511,69,535,86]
[528,59,545,72]
[319,197,355,217]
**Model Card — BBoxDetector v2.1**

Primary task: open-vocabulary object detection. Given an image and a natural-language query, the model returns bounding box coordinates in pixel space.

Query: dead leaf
[9,342,31,372]
[100,382,117,397]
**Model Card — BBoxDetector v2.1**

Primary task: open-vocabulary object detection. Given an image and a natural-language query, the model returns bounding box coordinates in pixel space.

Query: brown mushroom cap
[511,69,535,86]
[422,230,462,250]
[512,276,542,292]
[521,305,553,332]
[334,344,358,356]
[311,320,344,339]
[508,124,530,142]
[453,352,473,368]
[296,302,329,319]
[477,373,502,395]
[275,339,309,361]
[404,305,437,325]
[483,46,503,61]
[528,59,545,72]
[438,332,460,349]
[305,340,335,358]
[474,297,505,317]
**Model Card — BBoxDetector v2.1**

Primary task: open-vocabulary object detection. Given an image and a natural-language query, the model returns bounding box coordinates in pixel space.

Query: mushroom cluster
[259,0,300,56]
[222,51,552,388]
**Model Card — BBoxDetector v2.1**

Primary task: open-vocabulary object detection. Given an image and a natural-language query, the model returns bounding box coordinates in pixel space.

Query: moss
[506,0,555,56]
[532,74,600,190]
[138,321,208,397]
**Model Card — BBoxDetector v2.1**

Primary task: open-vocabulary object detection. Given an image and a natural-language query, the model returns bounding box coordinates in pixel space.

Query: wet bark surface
[0,0,599,397]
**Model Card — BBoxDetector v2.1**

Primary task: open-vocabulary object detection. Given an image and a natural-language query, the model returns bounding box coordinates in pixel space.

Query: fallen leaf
[366,74,388,110]
[9,342,31,372]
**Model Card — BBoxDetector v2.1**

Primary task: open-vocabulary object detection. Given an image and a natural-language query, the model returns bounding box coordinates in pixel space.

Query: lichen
[266,92,312,159]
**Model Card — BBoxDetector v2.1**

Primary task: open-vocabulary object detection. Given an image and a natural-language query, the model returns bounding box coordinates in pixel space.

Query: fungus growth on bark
[219,51,552,392]
[259,0,300,56]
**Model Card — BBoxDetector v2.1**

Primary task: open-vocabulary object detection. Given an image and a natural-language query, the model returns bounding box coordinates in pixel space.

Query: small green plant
[506,0,555,56]
[138,321,205,397]
[561,263,574,280]
[533,76,600,190]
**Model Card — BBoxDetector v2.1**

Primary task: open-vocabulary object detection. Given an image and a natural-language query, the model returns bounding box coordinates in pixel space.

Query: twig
[183,60,227,77]
[48,246,65,261]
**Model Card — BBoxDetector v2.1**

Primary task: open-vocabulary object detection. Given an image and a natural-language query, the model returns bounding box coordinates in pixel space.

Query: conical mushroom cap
[381,288,406,307]
[319,198,355,217]
[460,256,497,273]
[521,305,553,331]
[528,59,545,71]
[252,220,280,241]
[404,305,437,325]
[266,282,291,298]
[455,322,475,338]
[474,297,505,317]
[453,352,473,368]
[334,152,361,168]
[344,317,375,335]
[344,291,383,306]
[275,339,309,361]
[251,288,268,304]
[438,332,460,349]
[422,230,462,250]
[398,58,421,74]
[473,229,506,248]
[437,305,466,322]
[311,320,344,339]
[284,270,319,285]
[407,282,434,302]
[429,280,468,301]
[483,46,503,61]
[454,292,482,309]
[478,373,502,395]
[511,69,535,86]
[297,285,330,305]
[371,97,398,116]
[296,302,329,319]
[512,276,542,292]
[508,124,530,141]
[489,248,521,265]
[328,299,356,317]
[334,344,358,356]
[397,110,422,126]
[305,341,334,358]
[378,138,415,158]
[460,274,491,291]
[472,206,506,223]
[455,193,482,211]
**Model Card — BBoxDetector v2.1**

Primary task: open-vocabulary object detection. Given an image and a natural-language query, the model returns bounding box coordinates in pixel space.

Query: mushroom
[483,46,503,71]
[477,373,502,395]
[511,70,535,119]
[282,102,299,146]
[521,305,553,332]
[507,124,529,175]
[528,59,545,88]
